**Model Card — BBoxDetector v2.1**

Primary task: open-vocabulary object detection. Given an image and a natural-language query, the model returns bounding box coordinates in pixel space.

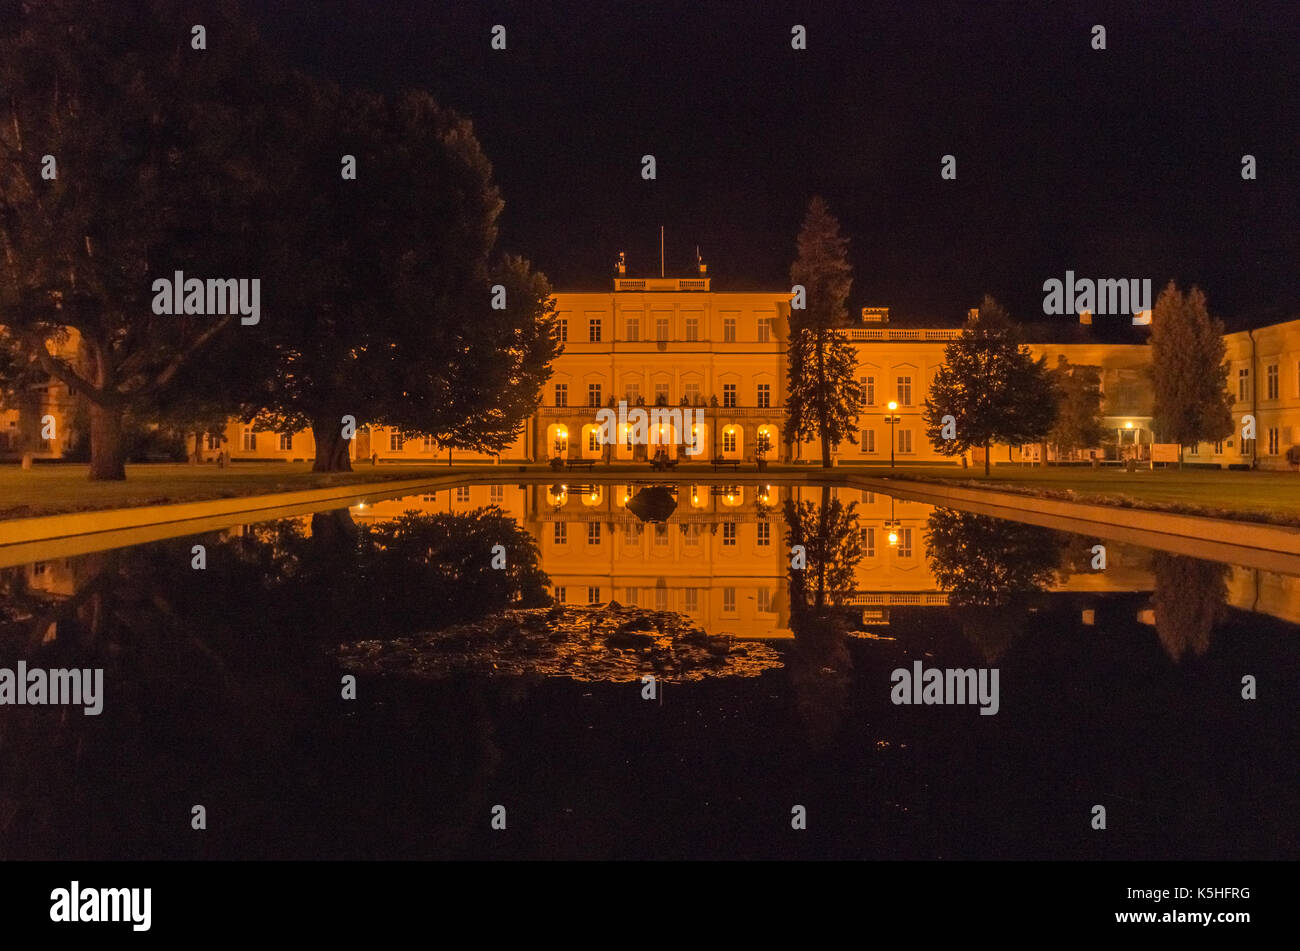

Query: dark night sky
[251,0,1299,332]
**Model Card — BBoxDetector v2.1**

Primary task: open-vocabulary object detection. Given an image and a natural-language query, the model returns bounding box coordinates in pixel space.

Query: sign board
[1151,443,1180,463]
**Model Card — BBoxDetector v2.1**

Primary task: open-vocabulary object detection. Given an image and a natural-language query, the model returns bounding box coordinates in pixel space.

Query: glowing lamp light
[888,401,898,411]
[1125,421,1134,430]
[888,530,899,546]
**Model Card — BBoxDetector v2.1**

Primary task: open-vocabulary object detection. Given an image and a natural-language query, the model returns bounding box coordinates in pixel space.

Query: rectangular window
[554,586,566,603]
[279,433,293,451]
[490,485,504,503]
[588,522,601,545]
[723,317,736,342]
[861,429,875,453]
[625,383,640,405]
[623,523,639,544]
[1214,440,1224,454]
[625,317,639,341]
[684,589,699,612]
[898,429,913,453]
[654,523,669,546]
[655,383,669,405]
[206,434,222,450]
[656,317,669,341]
[897,376,913,406]
[558,319,568,342]
[685,318,699,341]
[685,523,702,546]
[898,528,913,558]
[861,490,875,503]
[862,526,876,557]
[588,318,602,342]
[655,588,668,611]
[242,428,256,452]
[756,522,771,546]
[861,376,875,405]
[1269,427,1280,455]
[587,428,601,452]
[455,486,470,503]
[723,587,736,613]
[723,522,737,546]
[723,429,737,452]
[757,318,772,342]
[1238,368,1250,402]
[757,383,771,408]
[624,587,638,607]
[1267,364,1279,400]
[587,586,601,605]
[423,434,436,451]
[723,383,736,408]
[685,382,701,405]
[757,588,773,613]
[554,522,567,544]
[588,384,602,407]
[554,383,568,407]
[390,432,404,452]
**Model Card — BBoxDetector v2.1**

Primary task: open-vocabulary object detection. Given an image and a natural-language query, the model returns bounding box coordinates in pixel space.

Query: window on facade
[862,526,876,557]
[757,318,772,342]
[625,383,640,405]
[655,383,669,405]
[279,433,293,451]
[723,383,736,408]
[654,524,669,546]
[622,523,639,544]
[1267,364,1279,400]
[624,587,638,607]
[588,522,601,544]
[898,429,912,453]
[587,428,601,452]
[1269,427,1280,455]
[685,382,701,405]
[684,589,699,611]
[558,319,568,342]
[756,383,771,408]
[390,432,403,452]
[554,586,566,603]
[655,588,668,611]
[588,384,602,407]
[723,429,737,452]
[723,588,736,613]
[1238,368,1250,402]
[625,317,639,341]
[588,318,601,342]
[861,376,875,405]
[490,485,504,503]
[554,383,568,407]
[757,588,773,613]
[723,522,737,546]
[898,528,913,558]
[656,317,669,341]
[554,522,567,544]
[423,434,436,451]
[685,523,702,546]
[587,586,601,605]
[723,317,736,342]
[242,428,256,452]
[1214,440,1224,454]
[455,486,470,503]
[756,522,770,546]
[206,434,222,450]
[897,376,913,406]
[861,430,875,453]
[685,318,699,341]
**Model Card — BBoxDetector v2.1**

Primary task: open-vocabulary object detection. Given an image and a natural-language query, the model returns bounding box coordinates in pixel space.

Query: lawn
[869,464,1300,526]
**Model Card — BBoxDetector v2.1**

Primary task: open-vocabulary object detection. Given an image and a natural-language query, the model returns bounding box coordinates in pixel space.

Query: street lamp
[884,401,901,469]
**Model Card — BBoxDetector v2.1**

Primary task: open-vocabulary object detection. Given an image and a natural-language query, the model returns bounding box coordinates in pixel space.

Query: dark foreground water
[1,481,1297,860]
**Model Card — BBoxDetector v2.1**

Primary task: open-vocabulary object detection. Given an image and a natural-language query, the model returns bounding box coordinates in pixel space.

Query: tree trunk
[816,484,831,609]
[311,417,353,472]
[816,331,831,467]
[88,402,127,481]
[984,440,990,477]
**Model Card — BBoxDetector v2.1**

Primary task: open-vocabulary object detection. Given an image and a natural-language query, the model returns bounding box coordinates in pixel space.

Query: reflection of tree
[924,508,1062,607]
[1151,552,1227,661]
[782,486,861,746]
[783,485,863,613]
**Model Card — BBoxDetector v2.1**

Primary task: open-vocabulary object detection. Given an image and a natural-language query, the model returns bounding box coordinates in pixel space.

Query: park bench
[650,456,679,471]
[711,458,741,472]
[565,458,596,471]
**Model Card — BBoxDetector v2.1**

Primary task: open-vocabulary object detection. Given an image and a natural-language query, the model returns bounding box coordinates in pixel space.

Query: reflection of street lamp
[884,496,900,546]
[884,401,901,469]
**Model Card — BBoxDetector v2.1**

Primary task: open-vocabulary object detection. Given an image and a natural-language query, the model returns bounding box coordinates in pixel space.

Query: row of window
[1238,362,1300,402]
[859,429,914,453]
[554,382,771,408]
[559,316,777,344]
[552,585,773,613]
[551,521,772,546]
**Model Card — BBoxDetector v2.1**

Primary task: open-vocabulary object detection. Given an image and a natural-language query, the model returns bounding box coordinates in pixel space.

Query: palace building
[3,275,1299,468]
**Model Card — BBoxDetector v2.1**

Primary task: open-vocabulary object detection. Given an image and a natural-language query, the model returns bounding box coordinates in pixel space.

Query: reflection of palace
[6,275,1300,467]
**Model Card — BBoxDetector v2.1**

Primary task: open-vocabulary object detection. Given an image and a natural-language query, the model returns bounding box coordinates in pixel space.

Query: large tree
[244,77,559,471]
[922,296,1057,476]
[786,197,864,467]
[0,0,277,479]
[1148,281,1233,465]
[1047,355,1107,460]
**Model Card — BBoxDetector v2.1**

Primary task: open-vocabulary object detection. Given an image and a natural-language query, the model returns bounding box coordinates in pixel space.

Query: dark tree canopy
[1047,356,1107,457]
[922,296,1057,475]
